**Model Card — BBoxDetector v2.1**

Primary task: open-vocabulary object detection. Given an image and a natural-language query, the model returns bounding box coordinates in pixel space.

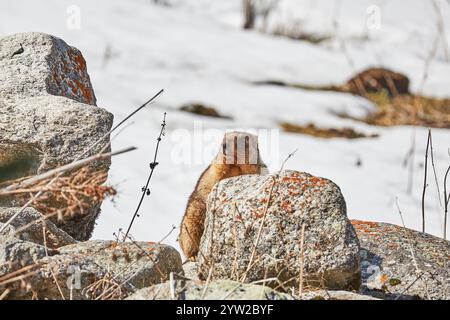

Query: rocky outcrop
[59,241,183,289]
[2,253,113,300]
[0,207,76,249]
[0,33,114,240]
[197,170,361,291]
[126,279,293,300]
[352,220,450,300]
[0,228,50,274]
[125,279,381,300]
[0,240,182,300]
[0,32,96,105]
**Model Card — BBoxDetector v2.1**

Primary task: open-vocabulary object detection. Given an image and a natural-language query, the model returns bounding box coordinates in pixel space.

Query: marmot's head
[214,131,266,168]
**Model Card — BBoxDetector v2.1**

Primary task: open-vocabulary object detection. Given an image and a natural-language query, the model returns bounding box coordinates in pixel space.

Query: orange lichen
[109,242,119,249]
[351,220,382,236]
[73,52,87,71]
[281,201,293,212]
[252,209,265,219]
[74,78,94,104]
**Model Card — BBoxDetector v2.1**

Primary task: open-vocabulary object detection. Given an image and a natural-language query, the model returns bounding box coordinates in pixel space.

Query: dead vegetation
[0,167,116,224]
[180,103,232,119]
[280,122,378,139]
[359,93,450,128]
[255,67,450,129]
[272,24,331,44]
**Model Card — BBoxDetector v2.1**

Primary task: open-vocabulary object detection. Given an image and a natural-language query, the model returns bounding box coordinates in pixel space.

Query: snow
[1,0,449,250]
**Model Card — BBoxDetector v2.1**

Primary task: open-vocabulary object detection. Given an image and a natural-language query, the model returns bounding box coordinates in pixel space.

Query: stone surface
[302,290,379,300]
[59,240,183,289]
[198,170,361,291]
[0,33,114,241]
[126,279,293,300]
[0,32,96,105]
[1,253,115,300]
[183,261,199,281]
[352,220,450,300]
[0,239,183,300]
[0,207,76,249]
[0,230,49,275]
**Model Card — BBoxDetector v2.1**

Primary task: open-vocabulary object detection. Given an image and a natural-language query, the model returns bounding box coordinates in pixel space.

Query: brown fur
[179,132,267,261]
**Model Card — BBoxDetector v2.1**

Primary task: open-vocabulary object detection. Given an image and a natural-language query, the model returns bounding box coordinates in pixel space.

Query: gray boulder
[182,261,199,281]
[353,220,450,300]
[126,279,293,300]
[0,33,114,240]
[1,240,183,300]
[198,170,361,291]
[0,32,96,105]
[59,240,183,289]
[1,253,114,300]
[0,207,76,249]
[0,229,49,275]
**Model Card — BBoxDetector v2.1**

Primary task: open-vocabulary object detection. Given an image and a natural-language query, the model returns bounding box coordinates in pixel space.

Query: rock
[0,230,49,274]
[0,32,96,105]
[197,170,361,291]
[1,253,119,300]
[344,68,410,96]
[0,33,114,240]
[352,220,450,300]
[1,239,182,300]
[59,240,183,289]
[302,290,379,300]
[183,261,199,281]
[126,279,293,300]
[0,207,76,249]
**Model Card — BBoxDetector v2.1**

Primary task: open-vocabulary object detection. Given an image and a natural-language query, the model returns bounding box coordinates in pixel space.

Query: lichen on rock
[197,170,361,291]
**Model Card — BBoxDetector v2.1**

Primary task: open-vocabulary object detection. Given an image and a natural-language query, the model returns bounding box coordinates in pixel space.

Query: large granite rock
[197,170,361,291]
[352,220,449,300]
[0,33,114,240]
[0,207,76,249]
[0,229,49,275]
[0,32,96,105]
[59,241,183,289]
[0,240,182,300]
[1,253,113,300]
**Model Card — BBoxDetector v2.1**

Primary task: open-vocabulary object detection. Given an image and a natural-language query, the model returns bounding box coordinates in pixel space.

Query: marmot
[179,132,268,261]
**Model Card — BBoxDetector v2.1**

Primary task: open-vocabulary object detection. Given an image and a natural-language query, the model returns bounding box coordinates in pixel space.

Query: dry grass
[272,24,331,44]
[281,122,379,139]
[82,271,128,300]
[360,93,450,128]
[0,166,116,225]
[180,103,232,119]
[0,166,118,299]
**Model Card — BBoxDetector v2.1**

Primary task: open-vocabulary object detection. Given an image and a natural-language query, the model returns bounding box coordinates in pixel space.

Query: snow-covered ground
[1,0,449,250]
